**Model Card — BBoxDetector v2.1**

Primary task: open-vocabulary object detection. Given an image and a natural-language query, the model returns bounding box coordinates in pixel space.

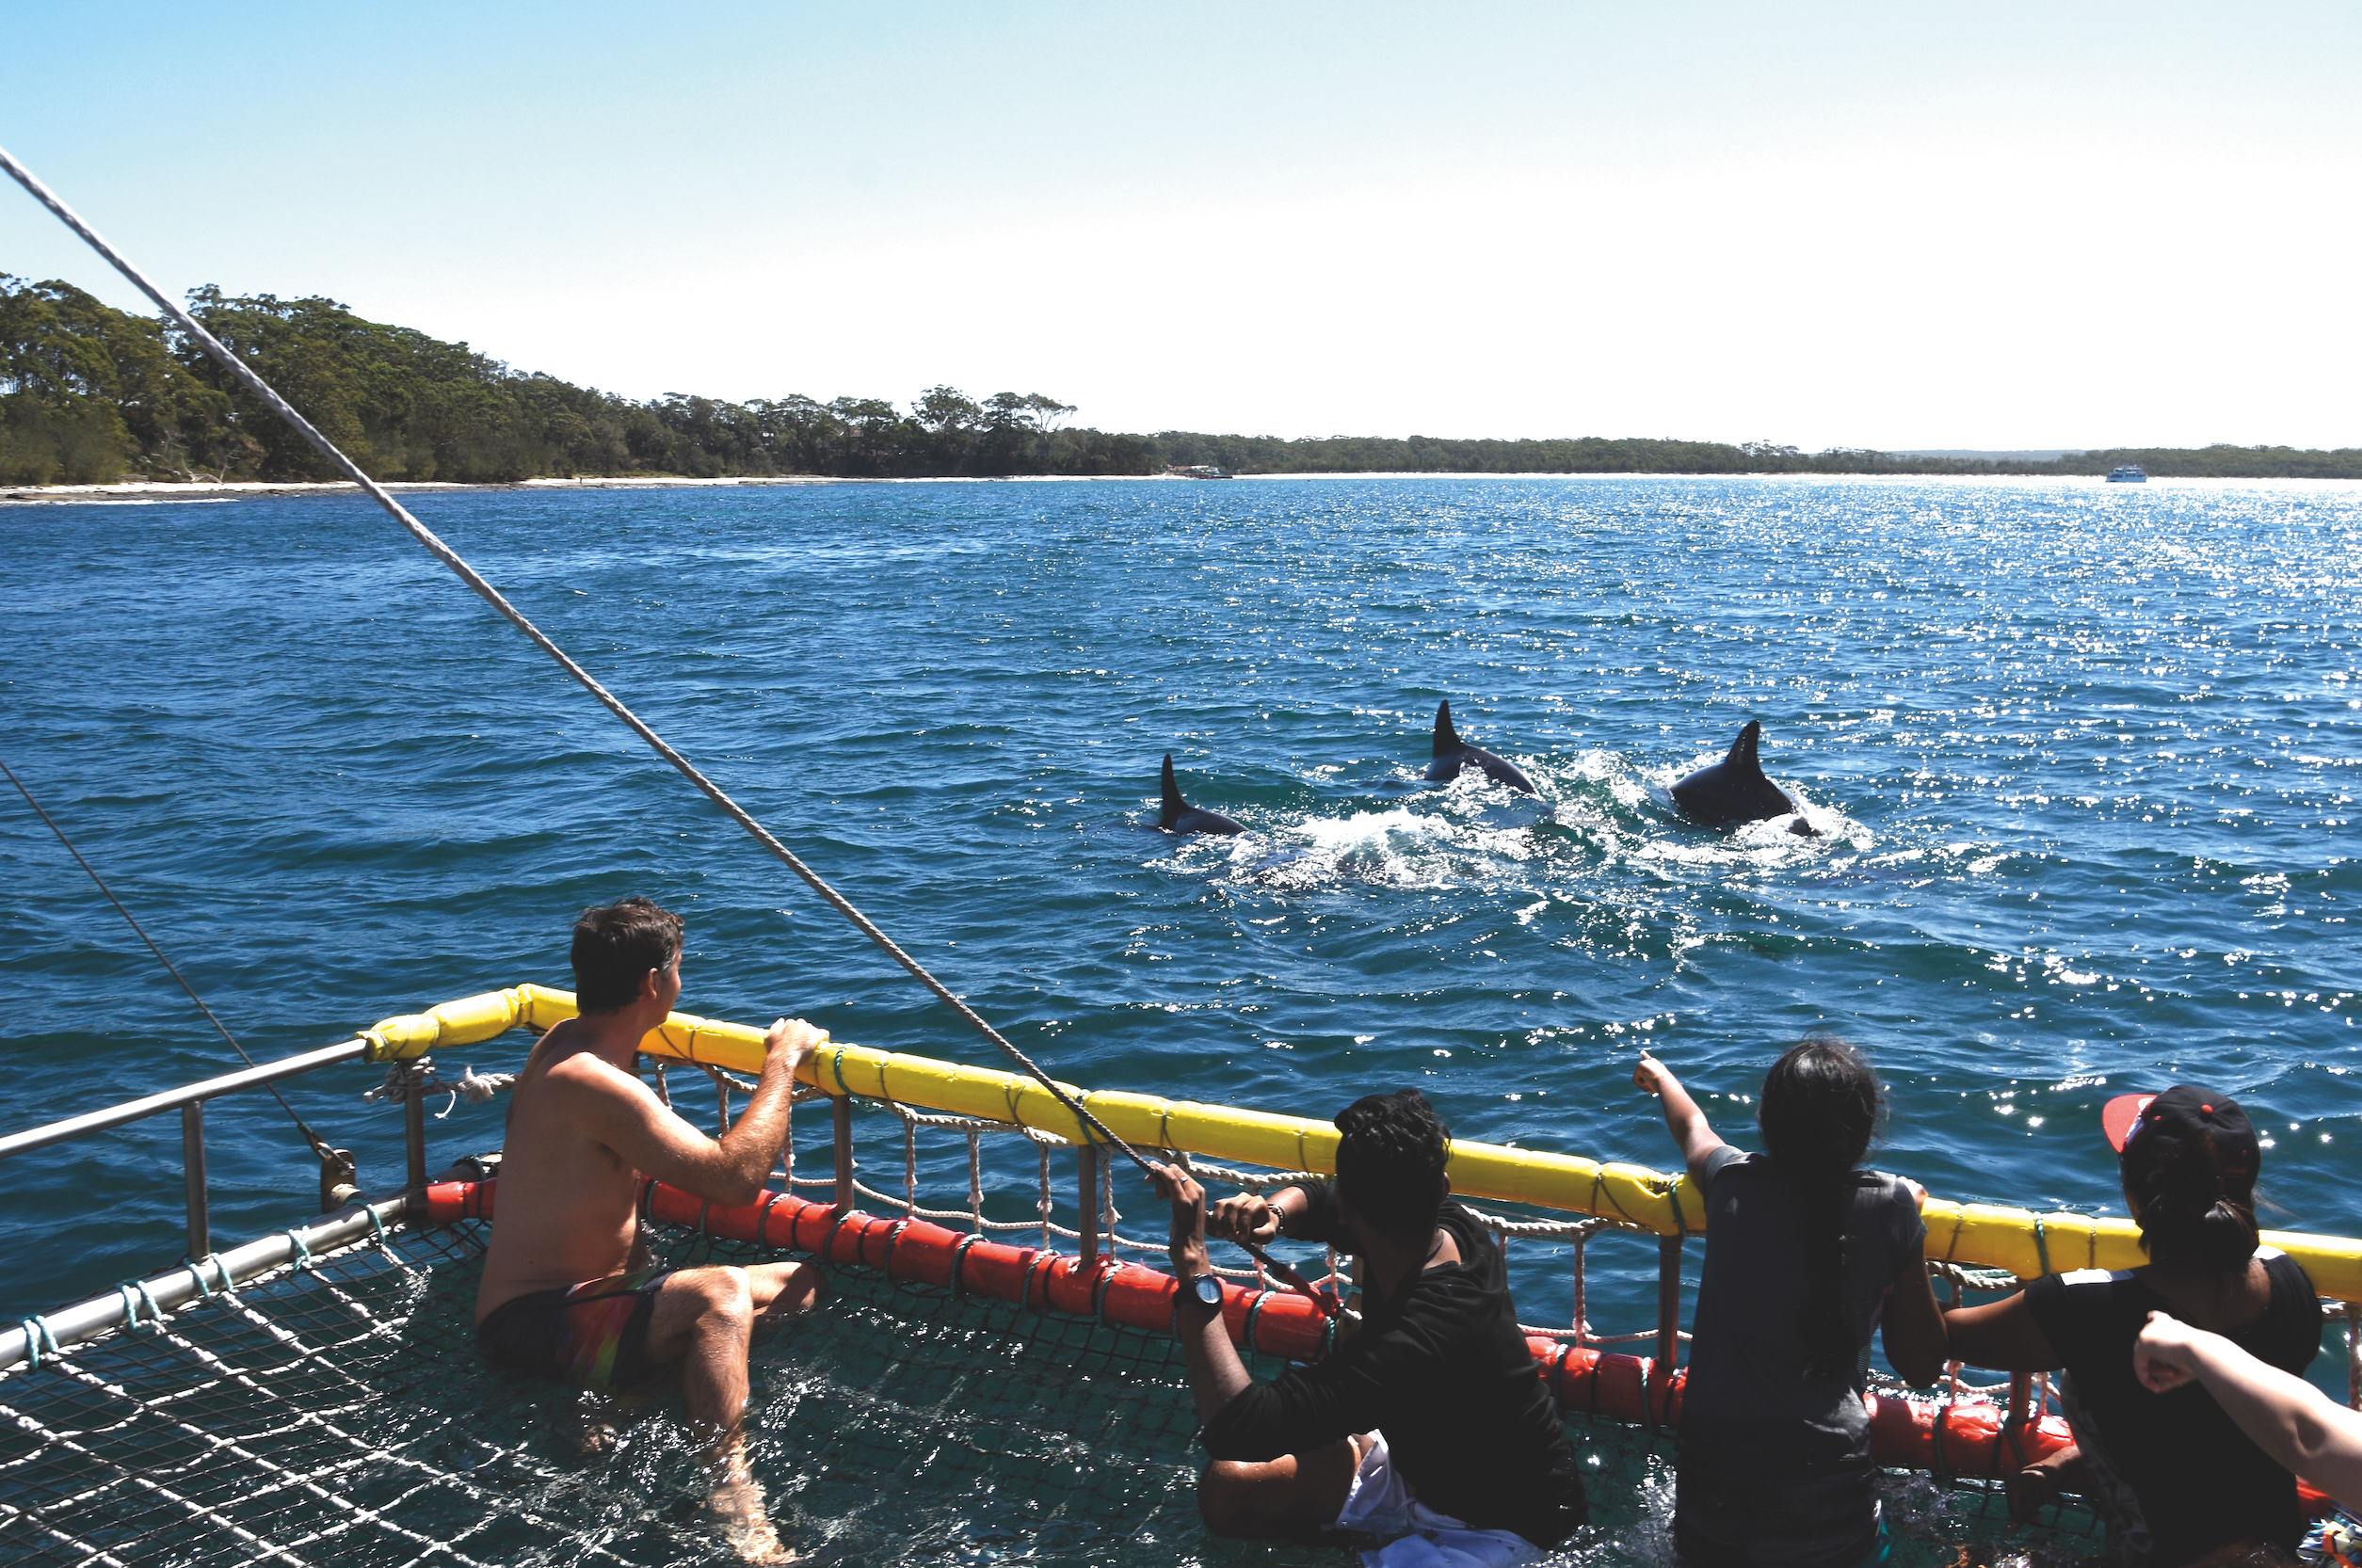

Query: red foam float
[423,1177,2328,1513]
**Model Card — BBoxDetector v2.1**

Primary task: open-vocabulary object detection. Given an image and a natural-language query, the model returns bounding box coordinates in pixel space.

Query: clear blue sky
[6,3,2356,450]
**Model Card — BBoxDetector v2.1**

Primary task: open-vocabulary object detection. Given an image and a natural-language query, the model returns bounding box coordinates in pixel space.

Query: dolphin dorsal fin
[1160,753,1187,827]
[1433,700,1461,758]
[1722,720,1765,775]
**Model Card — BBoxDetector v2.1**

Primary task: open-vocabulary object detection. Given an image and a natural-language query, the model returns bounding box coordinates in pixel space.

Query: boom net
[0,1079,2126,1568]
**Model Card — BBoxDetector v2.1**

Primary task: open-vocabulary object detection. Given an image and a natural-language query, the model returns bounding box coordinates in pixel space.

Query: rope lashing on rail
[362,1058,515,1120]
[0,141,1335,1316]
[0,756,342,1169]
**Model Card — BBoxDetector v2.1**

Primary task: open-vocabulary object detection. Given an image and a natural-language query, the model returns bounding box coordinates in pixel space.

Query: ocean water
[2,474,2357,1557]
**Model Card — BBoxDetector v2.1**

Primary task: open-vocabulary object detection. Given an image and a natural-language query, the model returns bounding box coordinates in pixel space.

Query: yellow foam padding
[368,986,2362,1301]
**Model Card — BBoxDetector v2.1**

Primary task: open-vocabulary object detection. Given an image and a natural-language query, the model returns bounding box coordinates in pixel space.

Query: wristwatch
[1185,1272,1224,1314]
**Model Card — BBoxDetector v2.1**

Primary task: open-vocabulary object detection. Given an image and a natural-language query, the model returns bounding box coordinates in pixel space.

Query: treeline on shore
[0,277,1146,485]
[6,273,2358,485]
[1145,432,2362,480]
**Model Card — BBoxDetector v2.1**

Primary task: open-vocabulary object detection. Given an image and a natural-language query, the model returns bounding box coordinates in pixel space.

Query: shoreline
[7,471,2356,506]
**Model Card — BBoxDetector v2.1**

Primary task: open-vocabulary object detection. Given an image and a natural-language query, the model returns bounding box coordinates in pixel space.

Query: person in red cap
[1937,1084,2319,1567]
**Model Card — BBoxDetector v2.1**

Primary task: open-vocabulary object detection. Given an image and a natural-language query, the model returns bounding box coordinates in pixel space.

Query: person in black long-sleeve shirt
[1148,1089,1587,1564]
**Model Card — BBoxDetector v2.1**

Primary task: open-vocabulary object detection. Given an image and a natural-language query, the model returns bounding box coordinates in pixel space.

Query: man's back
[483,896,824,1563]
[474,1022,653,1323]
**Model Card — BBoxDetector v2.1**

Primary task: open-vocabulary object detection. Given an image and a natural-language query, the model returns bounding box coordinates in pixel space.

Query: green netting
[0,1215,2115,1567]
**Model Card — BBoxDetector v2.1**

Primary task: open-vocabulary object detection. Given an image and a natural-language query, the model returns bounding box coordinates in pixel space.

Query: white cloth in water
[1334,1432,1542,1568]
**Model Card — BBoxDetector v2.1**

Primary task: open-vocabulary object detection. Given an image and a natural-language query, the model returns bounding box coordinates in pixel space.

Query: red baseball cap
[2100,1093,2154,1152]
[2101,1085,2259,1183]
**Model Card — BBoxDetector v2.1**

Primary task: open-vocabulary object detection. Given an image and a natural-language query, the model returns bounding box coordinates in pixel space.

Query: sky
[4,3,2357,451]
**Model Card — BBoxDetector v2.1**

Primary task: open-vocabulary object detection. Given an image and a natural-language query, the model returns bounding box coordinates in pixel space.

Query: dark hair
[1334,1089,1452,1247]
[2121,1106,2260,1277]
[1757,1034,1881,1382]
[570,898,683,1014]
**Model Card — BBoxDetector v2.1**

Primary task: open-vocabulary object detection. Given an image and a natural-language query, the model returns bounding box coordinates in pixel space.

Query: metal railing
[0,1040,442,1375]
[0,1036,398,1261]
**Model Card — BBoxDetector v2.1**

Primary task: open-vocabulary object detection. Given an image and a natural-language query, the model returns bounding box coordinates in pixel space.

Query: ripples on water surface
[2,475,2356,1557]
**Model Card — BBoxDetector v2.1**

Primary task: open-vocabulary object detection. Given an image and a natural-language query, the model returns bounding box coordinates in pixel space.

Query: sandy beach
[5,470,2259,506]
[0,472,1290,505]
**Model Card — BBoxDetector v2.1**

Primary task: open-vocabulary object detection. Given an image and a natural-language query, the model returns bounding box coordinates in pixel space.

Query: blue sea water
[2,472,2357,1374]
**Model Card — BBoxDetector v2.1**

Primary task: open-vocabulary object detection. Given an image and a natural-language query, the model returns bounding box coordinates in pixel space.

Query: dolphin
[1670,720,1818,837]
[1424,701,1538,795]
[1159,754,1245,835]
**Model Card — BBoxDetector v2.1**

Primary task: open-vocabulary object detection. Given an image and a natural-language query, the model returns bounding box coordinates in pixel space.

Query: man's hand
[1148,1161,1211,1275]
[763,1018,827,1079]
[2134,1309,2204,1394]
[1151,1164,1256,1421]
[1209,1192,1280,1246]
[2005,1445,2086,1526]
[1632,1050,1678,1099]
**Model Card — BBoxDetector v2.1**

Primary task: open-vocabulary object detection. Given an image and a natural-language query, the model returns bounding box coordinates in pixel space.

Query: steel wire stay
[0,140,1338,1311]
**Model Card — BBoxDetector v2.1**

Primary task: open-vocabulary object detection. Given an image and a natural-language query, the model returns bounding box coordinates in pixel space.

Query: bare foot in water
[557,1398,619,1459]
[707,1443,794,1564]
[560,1390,652,1460]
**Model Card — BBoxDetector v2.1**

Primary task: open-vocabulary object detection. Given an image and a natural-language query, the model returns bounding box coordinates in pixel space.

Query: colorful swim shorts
[478,1268,673,1392]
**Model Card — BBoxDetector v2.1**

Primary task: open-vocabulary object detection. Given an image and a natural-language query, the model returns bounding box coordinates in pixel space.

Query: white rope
[1571,1226,1590,1344]
[0,1396,317,1567]
[0,1227,633,1565]
[0,1496,134,1568]
[195,1275,637,1563]
[1036,1143,1053,1251]
[435,1066,515,1120]
[1458,1203,1610,1240]
[697,1063,734,1137]
[822,1097,1646,1321]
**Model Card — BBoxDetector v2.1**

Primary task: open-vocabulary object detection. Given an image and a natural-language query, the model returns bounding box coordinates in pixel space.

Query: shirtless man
[474,897,826,1564]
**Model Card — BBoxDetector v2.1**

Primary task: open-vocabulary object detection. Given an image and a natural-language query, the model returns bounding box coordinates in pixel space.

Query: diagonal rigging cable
[1,756,335,1160]
[0,143,1333,1313]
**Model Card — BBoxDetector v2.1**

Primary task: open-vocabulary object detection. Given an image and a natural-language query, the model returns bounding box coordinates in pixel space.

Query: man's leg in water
[641,1261,825,1563]
[1198,1434,1365,1538]
[643,1262,824,1433]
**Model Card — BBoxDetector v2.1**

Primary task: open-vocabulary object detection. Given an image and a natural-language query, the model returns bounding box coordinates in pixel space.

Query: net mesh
[0,1209,2121,1568]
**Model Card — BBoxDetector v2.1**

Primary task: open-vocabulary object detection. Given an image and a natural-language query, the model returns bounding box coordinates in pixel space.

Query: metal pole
[181,1100,209,1260]
[404,1081,427,1193]
[0,1192,411,1374]
[0,1038,368,1160]
[832,1095,855,1212]
[1077,1145,1101,1266]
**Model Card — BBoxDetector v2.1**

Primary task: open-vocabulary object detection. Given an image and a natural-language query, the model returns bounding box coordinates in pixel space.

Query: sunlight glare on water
[1,473,2356,1564]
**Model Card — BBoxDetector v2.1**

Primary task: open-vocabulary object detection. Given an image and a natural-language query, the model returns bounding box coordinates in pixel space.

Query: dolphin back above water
[1159,754,1245,835]
[1670,720,1817,836]
[1424,701,1538,795]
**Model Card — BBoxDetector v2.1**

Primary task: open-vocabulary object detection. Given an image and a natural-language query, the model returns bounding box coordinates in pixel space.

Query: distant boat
[2107,465,2147,483]
[1165,464,1235,480]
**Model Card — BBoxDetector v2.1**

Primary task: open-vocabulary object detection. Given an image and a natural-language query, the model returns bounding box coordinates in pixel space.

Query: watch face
[1194,1274,1224,1308]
